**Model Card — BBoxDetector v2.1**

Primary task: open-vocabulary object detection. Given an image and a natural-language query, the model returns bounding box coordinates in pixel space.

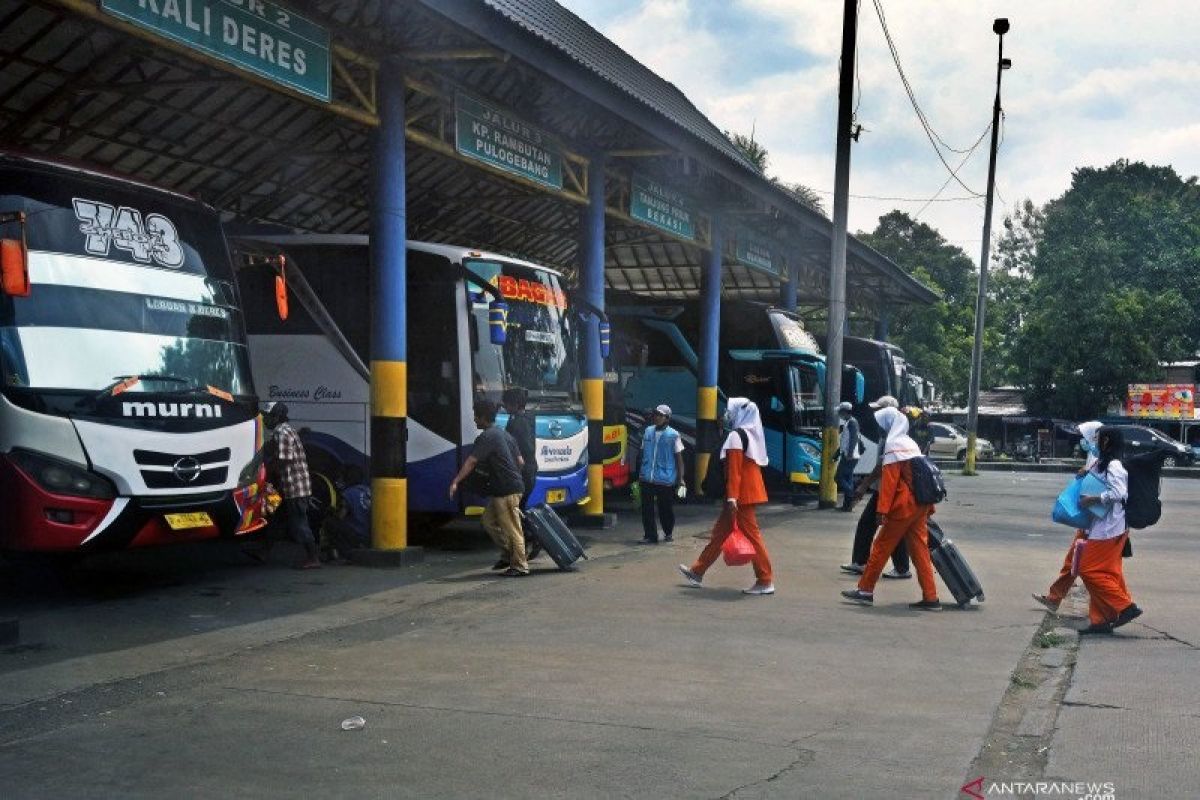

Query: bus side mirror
[488,300,508,345]
[599,321,611,359]
[1,238,30,298]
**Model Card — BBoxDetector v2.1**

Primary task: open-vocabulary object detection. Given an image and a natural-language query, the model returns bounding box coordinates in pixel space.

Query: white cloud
[559,0,1200,253]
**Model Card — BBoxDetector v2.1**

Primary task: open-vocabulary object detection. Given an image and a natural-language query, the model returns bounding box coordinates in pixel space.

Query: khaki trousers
[482,493,527,573]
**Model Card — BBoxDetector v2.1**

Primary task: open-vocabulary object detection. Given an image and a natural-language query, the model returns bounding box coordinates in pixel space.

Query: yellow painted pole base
[818,426,840,508]
[371,477,408,550]
[963,433,978,476]
[582,463,605,516]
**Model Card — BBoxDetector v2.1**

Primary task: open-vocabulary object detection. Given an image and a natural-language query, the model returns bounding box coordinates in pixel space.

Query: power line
[871,0,985,197]
[913,120,993,220]
[812,189,981,203]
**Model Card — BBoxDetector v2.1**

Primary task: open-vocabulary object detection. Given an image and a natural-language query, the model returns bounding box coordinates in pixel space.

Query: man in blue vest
[638,404,685,543]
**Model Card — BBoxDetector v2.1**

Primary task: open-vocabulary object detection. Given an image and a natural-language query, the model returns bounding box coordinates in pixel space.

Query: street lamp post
[964,18,1011,476]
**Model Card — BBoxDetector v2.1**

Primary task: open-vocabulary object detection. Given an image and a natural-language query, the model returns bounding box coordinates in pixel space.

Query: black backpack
[701,429,749,499]
[910,455,947,505]
[1123,451,1163,529]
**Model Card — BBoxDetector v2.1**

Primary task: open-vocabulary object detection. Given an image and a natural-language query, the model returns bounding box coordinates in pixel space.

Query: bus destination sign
[100,0,331,102]
[455,93,564,190]
[629,175,697,241]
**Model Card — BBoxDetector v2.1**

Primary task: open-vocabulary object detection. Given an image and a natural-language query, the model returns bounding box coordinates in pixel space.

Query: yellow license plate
[545,489,566,504]
[164,511,214,530]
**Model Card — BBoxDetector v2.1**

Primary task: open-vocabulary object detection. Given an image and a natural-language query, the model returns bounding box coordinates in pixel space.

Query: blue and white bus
[611,297,863,492]
[232,236,589,519]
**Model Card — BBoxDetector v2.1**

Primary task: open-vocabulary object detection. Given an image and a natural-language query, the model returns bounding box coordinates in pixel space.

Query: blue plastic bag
[1052,474,1109,528]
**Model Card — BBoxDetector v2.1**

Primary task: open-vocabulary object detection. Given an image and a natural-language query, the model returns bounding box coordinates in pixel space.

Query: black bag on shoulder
[910,455,947,505]
[1123,450,1163,529]
[701,428,749,500]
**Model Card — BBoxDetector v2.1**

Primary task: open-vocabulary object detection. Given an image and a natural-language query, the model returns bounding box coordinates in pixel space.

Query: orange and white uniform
[857,408,939,602]
[690,398,774,587]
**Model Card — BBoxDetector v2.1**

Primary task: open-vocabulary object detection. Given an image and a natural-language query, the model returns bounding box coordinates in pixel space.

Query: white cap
[837,401,853,412]
[868,395,899,409]
[654,404,671,416]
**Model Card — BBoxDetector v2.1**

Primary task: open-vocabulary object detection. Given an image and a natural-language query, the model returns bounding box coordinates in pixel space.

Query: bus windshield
[0,163,252,397]
[467,259,580,407]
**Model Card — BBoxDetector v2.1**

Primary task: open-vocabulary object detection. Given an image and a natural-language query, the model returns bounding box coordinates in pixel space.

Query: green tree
[984,199,1040,386]
[727,130,769,173]
[1014,161,1200,418]
[725,130,826,215]
[858,211,978,404]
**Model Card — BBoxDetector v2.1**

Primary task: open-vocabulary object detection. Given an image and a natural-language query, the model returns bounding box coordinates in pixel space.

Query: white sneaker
[677,564,702,587]
[742,583,775,595]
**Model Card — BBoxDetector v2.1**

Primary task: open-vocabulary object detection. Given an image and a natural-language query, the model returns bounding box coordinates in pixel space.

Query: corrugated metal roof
[477,0,758,172]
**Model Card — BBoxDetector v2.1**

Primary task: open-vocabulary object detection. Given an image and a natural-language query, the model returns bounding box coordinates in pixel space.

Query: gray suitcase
[522,504,587,571]
[927,519,984,607]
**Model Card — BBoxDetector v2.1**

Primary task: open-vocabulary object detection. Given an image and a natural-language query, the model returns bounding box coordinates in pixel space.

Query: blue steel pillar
[780,256,798,312]
[695,218,723,487]
[580,153,607,520]
[875,308,889,341]
[369,59,412,553]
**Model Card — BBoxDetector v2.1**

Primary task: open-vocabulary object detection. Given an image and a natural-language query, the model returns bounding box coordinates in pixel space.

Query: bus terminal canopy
[0,0,937,317]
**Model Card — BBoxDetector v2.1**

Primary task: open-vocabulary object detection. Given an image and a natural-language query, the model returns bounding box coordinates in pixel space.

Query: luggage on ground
[522,504,587,570]
[701,428,749,499]
[926,519,984,607]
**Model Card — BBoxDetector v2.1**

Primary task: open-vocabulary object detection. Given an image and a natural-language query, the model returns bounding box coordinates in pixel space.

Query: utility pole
[964,18,1011,476]
[819,0,858,508]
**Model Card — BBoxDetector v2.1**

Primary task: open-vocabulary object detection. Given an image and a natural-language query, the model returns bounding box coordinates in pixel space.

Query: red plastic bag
[721,525,756,566]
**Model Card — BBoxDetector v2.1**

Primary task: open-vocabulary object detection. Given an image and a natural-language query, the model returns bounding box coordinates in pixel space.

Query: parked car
[928,422,995,461]
[1111,424,1193,467]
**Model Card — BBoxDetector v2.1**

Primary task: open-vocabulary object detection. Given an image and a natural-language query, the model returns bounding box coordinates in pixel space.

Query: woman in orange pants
[1075,426,1142,634]
[677,397,774,595]
[841,406,941,609]
[1033,420,1101,613]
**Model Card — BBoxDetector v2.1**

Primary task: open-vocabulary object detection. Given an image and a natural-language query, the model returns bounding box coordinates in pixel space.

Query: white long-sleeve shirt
[1087,460,1128,540]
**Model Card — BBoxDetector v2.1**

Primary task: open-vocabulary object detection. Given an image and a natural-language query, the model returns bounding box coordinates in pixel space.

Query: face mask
[722,409,735,430]
[1083,440,1099,456]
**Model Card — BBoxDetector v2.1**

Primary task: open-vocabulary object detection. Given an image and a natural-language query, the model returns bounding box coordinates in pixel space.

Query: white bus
[0,153,267,553]
[232,236,590,518]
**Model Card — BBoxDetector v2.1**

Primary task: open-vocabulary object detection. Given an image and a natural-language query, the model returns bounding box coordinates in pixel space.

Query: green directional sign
[100,0,331,102]
[629,174,697,241]
[455,93,564,190]
[735,227,778,276]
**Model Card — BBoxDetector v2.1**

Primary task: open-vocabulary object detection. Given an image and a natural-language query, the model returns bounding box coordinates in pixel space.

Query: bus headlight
[8,448,117,499]
[797,441,822,462]
[577,446,589,468]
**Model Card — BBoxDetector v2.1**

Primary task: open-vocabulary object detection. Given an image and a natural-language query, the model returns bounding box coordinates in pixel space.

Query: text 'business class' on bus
[232,236,591,521]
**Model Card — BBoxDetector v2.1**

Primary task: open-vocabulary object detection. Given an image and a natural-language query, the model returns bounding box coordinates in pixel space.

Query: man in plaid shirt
[264,403,320,569]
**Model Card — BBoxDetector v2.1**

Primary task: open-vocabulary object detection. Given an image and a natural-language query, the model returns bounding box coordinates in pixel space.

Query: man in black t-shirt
[503,388,538,507]
[449,400,529,576]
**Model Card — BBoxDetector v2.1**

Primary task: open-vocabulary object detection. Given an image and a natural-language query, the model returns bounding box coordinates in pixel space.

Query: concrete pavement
[0,473,1195,798]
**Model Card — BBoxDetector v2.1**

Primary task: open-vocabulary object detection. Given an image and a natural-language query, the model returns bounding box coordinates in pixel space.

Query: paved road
[0,473,1194,798]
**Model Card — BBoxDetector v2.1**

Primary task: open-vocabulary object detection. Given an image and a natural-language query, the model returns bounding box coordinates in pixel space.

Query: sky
[557,0,1200,257]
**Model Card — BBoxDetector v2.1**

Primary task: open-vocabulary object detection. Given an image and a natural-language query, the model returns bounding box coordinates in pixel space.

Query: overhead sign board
[100,0,331,102]
[1126,383,1195,419]
[629,174,697,241]
[455,93,564,190]
[735,227,778,277]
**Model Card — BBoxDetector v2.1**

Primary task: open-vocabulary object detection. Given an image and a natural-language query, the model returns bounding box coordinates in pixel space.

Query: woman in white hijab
[677,398,776,595]
[1033,420,1102,613]
[841,407,941,609]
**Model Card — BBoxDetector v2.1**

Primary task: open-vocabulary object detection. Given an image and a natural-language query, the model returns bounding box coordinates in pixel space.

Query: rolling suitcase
[522,504,588,571]
[926,519,984,607]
